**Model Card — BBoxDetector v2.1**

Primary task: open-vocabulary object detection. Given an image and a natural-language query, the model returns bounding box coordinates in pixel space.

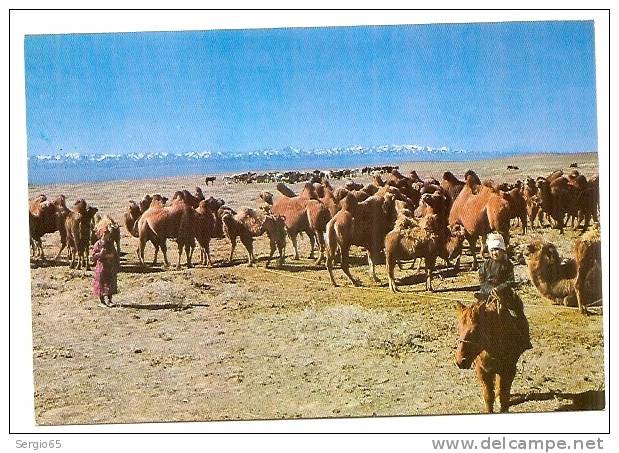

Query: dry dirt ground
[27,153,605,425]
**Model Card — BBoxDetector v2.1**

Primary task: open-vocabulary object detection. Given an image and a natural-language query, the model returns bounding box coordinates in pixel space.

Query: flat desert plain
[27,152,605,425]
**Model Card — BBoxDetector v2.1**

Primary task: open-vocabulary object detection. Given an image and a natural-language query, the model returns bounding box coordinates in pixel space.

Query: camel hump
[237,207,263,235]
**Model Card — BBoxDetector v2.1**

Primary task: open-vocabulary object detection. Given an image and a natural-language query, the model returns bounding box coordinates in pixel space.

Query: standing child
[91,223,119,307]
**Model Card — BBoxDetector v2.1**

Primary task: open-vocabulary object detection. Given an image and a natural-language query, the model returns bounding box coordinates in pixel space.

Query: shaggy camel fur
[124,196,163,265]
[449,177,511,269]
[524,229,602,314]
[566,174,598,231]
[92,213,121,255]
[271,183,331,262]
[522,178,543,229]
[193,200,217,266]
[222,207,287,267]
[136,196,195,269]
[385,213,441,292]
[440,171,465,212]
[501,187,528,234]
[29,194,70,261]
[573,227,603,314]
[388,191,465,285]
[65,199,98,270]
[325,191,397,286]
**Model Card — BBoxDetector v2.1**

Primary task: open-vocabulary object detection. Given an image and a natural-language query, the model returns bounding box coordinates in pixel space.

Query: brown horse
[455,289,530,413]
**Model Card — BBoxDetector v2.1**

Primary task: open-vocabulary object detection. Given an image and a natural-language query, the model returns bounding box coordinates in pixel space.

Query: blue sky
[24,21,598,156]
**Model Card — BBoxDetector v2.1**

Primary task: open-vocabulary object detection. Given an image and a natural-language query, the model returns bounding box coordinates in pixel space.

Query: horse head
[455,302,486,369]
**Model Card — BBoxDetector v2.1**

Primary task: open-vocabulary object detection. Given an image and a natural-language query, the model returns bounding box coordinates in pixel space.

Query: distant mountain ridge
[28,143,469,165]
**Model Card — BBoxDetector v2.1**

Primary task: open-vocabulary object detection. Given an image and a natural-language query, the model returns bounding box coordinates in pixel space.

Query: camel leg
[189,243,196,264]
[468,234,479,270]
[176,243,183,270]
[308,232,316,260]
[479,234,488,263]
[138,236,147,266]
[241,236,254,266]
[574,268,589,315]
[425,256,436,292]
[35,239,46,261]
[228,236,237,263]
[326,251,339,287]
[186,243,193,269]
[160,240,170,267]
[581,211,591,232]
[290,233,300,260]
[387,253,399,292]
[266,239,276,268]
[277,239,286,267]
[497,369,516,413]
[367,251,380,283]
[521,215,527,234]
[68,246,76,269]
[341,245,361,286]
[205,240,212,266]
[314,231,326,265]
[53,243,67,262]
[152,243,160,265]
[476,366,496,413]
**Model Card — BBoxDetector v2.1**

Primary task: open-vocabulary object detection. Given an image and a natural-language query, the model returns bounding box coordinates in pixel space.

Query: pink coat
[91,239,119,297]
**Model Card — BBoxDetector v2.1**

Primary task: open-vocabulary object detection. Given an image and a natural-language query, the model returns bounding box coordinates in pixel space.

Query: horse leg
[476,366,496,413]
[497,369,516,413]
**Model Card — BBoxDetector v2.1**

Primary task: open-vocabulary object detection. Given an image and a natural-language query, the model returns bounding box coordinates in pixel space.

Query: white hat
[486,233,506,251]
